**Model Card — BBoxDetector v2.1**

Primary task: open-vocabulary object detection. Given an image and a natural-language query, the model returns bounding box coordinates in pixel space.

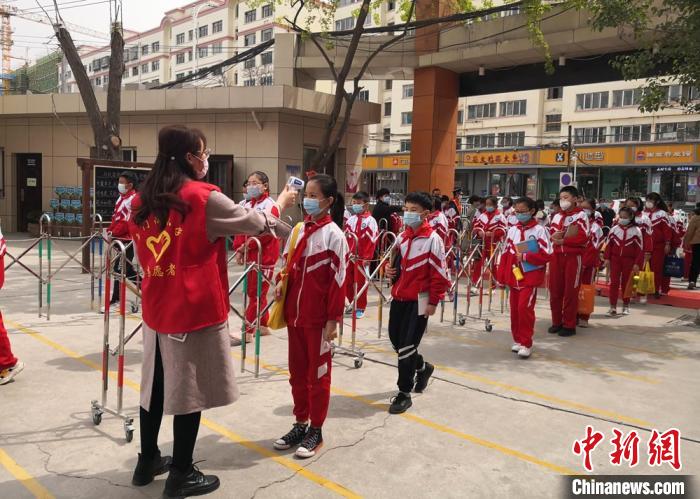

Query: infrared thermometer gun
[287,176,305,192]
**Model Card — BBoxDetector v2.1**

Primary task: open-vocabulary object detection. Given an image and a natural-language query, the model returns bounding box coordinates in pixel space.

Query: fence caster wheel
[485,323,493,332]
[331,345,336,358]
[124,420,134,443]
[354,357,363,369]
[459,318,466,326]
[92,411,102,426]
[131,303,139,313]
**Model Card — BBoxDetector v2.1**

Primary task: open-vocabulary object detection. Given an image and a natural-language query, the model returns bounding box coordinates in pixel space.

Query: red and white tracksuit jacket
[496,220,552,348]
[344,212,378,311]
[282,215,348,427]
[233,193,281,333]
[548,208,590,329]
[578,218,604,321]
[471,210,507,284]
[634,211,653,254]
[604,223,645,308]
[503,207,518,228]
[0,230,18,371]
[107,190,136,239]
[644,208,673,294]
[391,222,449,307]
[427,211,450,248]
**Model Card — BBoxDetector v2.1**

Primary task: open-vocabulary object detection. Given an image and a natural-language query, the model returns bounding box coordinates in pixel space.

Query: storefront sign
[633,144,695,164]
[540,147,626,165]
[385,155,410,169]
[461,150,531,166]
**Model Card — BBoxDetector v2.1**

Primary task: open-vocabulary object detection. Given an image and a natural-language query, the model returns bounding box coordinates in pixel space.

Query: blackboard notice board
[93,165,150,221]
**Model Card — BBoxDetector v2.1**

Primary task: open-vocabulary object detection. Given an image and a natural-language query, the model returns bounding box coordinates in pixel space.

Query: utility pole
[566,124,572,170]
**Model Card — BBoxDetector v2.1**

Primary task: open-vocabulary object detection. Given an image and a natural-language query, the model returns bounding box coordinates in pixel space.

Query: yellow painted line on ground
[7,320,361,499]
[232,352,578,475]
[0,447,55,499]
[350,340,653,428]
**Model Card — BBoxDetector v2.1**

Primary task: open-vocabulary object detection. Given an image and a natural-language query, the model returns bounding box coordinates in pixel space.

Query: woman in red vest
[128,125,295,499]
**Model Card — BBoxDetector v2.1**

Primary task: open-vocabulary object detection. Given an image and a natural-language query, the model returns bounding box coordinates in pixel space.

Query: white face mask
[195,158,209,180]
[560,200,572,211]
[118,183,128,195]
[645,201,655,210]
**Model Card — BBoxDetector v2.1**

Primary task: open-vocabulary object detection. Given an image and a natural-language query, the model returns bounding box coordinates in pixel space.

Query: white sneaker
[621,306,630,315]
[511,343,522,353]
[517,346,532,358]
[606,309,617,317]
[0,361,24,385]
[579,319,589,328]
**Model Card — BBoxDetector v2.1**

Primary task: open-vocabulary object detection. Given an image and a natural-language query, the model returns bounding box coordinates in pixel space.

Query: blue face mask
[516,213,532,224]
[303,198,323,216]
[247,185,263,199]
[403,212,423,229]
[351,204,364,214]
[619,218,631,226]
[486,206,495,213]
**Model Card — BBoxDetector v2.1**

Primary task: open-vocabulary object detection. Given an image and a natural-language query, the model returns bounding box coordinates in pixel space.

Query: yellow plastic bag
[637,262,656,296]
[267,223,303,330]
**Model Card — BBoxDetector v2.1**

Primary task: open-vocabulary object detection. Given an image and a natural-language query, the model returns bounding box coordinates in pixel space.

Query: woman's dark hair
[618,207,636,224]
[405,191,433,211]
[484,195,499,207]
[376,187,390,198]
[308,174,345,227]
[134,125,204,228]
[645,192,669,212]
[515,197,535,212]
[583,197,597,212]
[249,171,269,188]
[535,199,545,211]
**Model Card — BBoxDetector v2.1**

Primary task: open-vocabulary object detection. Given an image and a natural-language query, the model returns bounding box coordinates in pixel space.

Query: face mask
[303,198,323,216]
[619,218,631,226]
[516,213,532,224]
[381,196,391,203]
[195,158,209,180]
[583,209,592,217]
[247,185,263,199]
[485,206,495,213]
[600,203,608,209]
[645,201,655,210]
[351,204,364,214]
[560,200,572,211]
[118,184,128,195]
[629,206,638,213]
[403,212,423,229]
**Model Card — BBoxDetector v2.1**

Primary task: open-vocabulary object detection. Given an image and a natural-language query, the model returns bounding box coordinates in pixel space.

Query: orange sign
[633,144,696,164]
[382,155,410,169]
[460,150,532,166]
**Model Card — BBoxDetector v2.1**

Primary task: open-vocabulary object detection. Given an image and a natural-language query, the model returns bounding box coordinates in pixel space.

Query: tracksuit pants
[549,252,582,330]
[609,256,636,309]
[690,245,700,284]
[649,245,666,294]
[0,312,18,371]
[471,249,493,287]
[287,326,332,428]
[245,267,273,334]
[388,300,428,394]
[345,261,369,311]
[509,287,537,348]
[577,267,596,322]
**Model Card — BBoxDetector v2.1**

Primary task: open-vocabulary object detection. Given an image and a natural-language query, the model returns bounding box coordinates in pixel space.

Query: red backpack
[389,212,404,234]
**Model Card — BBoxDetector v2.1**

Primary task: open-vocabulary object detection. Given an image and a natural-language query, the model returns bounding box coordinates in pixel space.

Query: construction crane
[0,2,110,93]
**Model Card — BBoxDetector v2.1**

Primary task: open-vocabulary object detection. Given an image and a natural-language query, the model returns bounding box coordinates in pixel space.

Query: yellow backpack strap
[285,222,303,266]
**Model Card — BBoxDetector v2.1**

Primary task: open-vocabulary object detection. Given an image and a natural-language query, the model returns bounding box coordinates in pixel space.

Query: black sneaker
[548,325,562,334]
[295,427,323,459]
[558,327,576,337]
[131,452,172,486]
[414,362,434,393]
[273,422,308,450]
[388,392,412,414]
[163,463,219,499]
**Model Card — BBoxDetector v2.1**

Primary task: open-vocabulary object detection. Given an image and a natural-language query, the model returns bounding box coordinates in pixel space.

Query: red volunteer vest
[129,180,229,334]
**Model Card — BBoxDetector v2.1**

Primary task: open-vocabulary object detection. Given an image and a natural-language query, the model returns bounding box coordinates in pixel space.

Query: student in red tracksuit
[662,206,684,293]
[548,186,589,337]
[471,196,507,292]
[626,197,652,266]
[501,197,518,227]
[644,192,673,298]
[384,191,449,414]
[427,197,450,247]
[497,197,552,358]
[344,191,378,319]
[273,174,348,459]
[577,198,604,328]
[106,171,138,306]
[604,207,645,317]
[0,229,24,385]
[232,171,281,344]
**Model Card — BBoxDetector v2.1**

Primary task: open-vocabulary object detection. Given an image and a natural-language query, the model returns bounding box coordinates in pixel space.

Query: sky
[6,0,181,68]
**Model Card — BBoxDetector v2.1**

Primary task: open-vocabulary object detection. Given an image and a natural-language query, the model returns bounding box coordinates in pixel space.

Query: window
[401,112,412,125]
[176,33,185,45]
[338,0,361,6]
[176,53,185,64]
[385,80,392,90]
[335,17,355,31]
[465,134,496,149]
[611,124,651,143]
[574,127,607,144]
[545,114,562,132]
[467,103,496,119]
[212,20,223,34]
[456,137,462,150]
[141,45,149,56]
[384,101,392,116]
[244,33,256,46]
[261,28,273,42]
[358,90,369,102]
[129,47,138,61]
[151,60,160,71]
[497,131,525,148]
[457,110,464,124]
[245,9,256,23]
[260,75,273,86]
[188,30,193,41]
[388,1,395,10]
[131,66,138,76]
[383,128,390,142]
[244,78,256,87]
[575,91,609,110]
[612,88,642,108]
[176,72,185,80]
[198,46,209,59]
[546,86,562,100]
[212,43,223,55]
[141,63,149,73]
[198,25,208,38]
[262,4,273,17]
[244,58,256,69]
[261,51,273,65]
[95,76,101,86]
[104,75,109,85]
[188,50,193,61]
[152,41,160,53]
[402,84,414,98]
[400,140,411,152]
[499,99,527,117]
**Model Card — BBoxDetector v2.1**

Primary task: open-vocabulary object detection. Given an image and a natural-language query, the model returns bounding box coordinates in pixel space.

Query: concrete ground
[1,235,699,499]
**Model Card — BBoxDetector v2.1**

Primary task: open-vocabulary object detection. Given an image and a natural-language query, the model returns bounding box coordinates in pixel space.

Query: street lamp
[192,2,218,81]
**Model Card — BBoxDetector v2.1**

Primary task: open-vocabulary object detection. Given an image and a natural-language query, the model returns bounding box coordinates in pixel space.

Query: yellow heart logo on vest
[146,231,171,263]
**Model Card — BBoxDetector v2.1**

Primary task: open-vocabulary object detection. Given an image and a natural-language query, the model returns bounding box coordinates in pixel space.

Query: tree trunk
[106,23,125,160]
